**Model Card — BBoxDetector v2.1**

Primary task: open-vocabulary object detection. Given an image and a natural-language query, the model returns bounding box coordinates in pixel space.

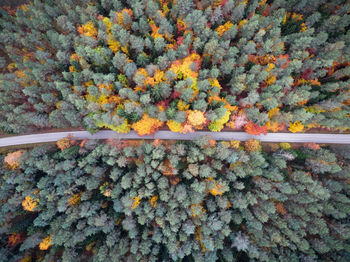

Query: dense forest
[1,1,350,262]
[0,0,349,135]
[0,136,349,261]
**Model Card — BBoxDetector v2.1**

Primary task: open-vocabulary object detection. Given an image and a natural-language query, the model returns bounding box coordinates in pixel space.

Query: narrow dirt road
[1,131,350,147]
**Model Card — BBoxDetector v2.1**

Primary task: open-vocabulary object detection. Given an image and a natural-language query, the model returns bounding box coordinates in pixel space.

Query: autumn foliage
[1,0,349,136]
[244,139,261,152]
[8,233,22,247]
[22,196,38,212]
[1,0,350,260]
[1,137,350,261]
[131,114,163,136]
[39,235,52,250]
[244,121,268,135]
[4,150,24,169]
[56,135,75,151]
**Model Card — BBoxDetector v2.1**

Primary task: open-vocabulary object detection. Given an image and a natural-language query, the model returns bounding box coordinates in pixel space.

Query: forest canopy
[0,137,349,261]
[1,1,350,262]
[0,0,349,135]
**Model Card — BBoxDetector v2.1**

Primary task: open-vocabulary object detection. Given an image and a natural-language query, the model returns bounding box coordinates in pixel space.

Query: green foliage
[1,0,349,134]
[0,138,349,261]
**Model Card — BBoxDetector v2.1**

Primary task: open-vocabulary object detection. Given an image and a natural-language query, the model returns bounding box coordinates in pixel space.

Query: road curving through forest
[1,131,350,147]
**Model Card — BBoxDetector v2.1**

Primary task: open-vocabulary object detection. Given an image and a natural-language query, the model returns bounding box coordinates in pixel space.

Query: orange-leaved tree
[245,139,261,152]
[56,134,76,151]
[244,121,268,135]
[4,150,24,169]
